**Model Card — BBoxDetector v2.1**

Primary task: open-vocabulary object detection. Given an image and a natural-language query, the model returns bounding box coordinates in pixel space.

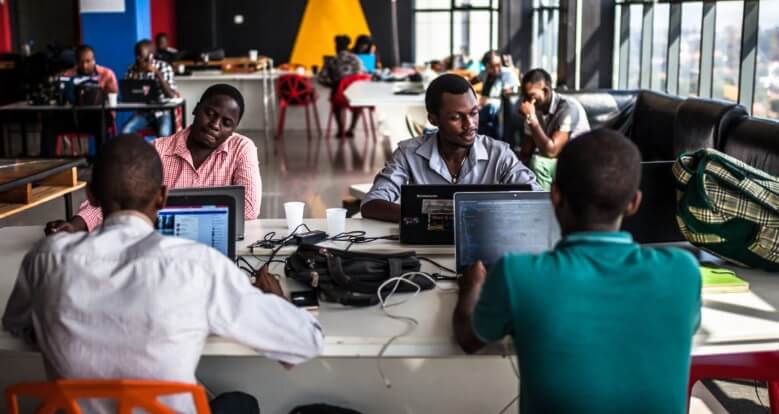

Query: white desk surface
[1,224,778,359]
[239,218,454,256]
[349,183,372,199]
[344,81,426,108]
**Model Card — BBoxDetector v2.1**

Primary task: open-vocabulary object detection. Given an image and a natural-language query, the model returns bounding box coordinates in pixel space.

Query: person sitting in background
[352,34,381,69]
[518,68,590,190]
[360,74,539,222]
[122,39,178,137]
[472,50,519,140]
[317,34,365,138]
[154,32,179,64]
[46,84,261,234]
[3,135,323,414]
[62,44,118,95]
[453,129,701,414]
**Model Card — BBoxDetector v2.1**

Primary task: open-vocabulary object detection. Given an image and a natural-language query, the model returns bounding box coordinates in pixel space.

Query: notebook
[701,266,750,294]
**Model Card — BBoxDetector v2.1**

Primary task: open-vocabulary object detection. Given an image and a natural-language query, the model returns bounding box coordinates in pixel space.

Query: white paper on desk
[80,0,124,13]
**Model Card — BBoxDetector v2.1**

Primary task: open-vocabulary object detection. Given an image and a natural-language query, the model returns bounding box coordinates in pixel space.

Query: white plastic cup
[284,202,305,234]
[249,49,259,62]
[326,208,347,236]
[107,93,118,107]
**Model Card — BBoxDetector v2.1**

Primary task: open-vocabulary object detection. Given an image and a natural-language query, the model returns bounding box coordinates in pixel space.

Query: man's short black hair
[75,44,94,58]
[425,74,476,115]
[521,68,553,87]
[199,83,245,120]
[134,39,152,56]
[90,134,163,212]
[480,50,501,66]
[555,129,642,224]
[335,35,351,53]
[155,32,168,42]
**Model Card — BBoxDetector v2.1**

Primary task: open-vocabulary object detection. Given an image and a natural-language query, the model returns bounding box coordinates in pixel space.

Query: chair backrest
[6,379,211,414]
[332,73,372,108]
[277,74,317,106]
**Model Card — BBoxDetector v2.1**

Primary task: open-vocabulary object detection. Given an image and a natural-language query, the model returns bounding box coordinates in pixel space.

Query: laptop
[168,186,246,240]
[120,79,161,103]
[356,53,377,73]
[400,184,533,245]
[454,191,560,274]
[621,161,685,244]
[156,194,236,259]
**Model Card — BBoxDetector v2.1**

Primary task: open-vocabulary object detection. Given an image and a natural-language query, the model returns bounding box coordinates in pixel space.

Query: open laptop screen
[157,205,230,257]
[454,191,560,273]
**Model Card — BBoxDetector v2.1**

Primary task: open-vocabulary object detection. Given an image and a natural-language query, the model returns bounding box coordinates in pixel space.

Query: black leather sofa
[502,89,777,175]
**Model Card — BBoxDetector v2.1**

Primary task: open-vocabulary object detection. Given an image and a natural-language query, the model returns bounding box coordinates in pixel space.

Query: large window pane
[679,2,703,97]
[651,3,670,92]
[416,0,451,10]
[533,7,559,84]
[754,0,779,119]
[627,4,643,89]
[455,0,492,7]
[415,12,452,64]
[712,1,743,101]
[613,4,622,88]
[453,11,493,58]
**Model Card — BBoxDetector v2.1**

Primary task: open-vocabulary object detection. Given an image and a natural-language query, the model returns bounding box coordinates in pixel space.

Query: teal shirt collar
[559,231,634,246]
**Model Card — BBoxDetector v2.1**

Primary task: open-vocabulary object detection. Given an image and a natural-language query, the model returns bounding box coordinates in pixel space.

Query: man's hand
[254,264,286,298]
[519,99,537,118]
[44,216,87,236]
[453,260,488,354]
[459,261,488,302]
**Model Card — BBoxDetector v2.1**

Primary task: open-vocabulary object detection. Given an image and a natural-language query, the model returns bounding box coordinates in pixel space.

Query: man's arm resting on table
[361,199,401,223]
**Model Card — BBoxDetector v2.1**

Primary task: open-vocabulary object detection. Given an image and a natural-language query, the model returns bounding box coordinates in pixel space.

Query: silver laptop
[168,186,246,240]
[454,191,561,274]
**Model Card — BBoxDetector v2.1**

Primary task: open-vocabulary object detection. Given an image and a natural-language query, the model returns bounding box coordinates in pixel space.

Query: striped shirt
[76,127,262,231]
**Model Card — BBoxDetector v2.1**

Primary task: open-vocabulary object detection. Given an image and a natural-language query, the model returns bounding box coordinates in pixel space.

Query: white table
[344,81,427,148]
[1,222,777,413]
[348,183,372,200]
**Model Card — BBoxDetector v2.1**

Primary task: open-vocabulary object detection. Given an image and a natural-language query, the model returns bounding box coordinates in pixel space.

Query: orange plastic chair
[6,379,211,414]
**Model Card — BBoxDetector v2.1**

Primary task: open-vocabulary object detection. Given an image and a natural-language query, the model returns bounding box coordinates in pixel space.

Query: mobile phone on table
[290,290,319,311]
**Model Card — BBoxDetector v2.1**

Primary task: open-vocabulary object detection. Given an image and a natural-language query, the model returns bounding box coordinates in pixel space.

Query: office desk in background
[0,99,186,158]
[0,221,777,412]
[344,81,427,148]
[0,158,86,220]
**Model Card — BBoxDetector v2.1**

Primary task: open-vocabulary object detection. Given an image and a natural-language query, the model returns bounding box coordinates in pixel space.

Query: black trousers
[209,391,260,414]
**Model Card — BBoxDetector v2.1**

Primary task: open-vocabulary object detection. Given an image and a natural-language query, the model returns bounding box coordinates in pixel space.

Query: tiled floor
[0,113,771,413]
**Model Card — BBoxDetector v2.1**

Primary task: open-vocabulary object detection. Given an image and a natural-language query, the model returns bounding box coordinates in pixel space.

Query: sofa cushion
[721,117,779,176]
[628,90,684,161]
[560,90,638,133]
[673,97,747,156]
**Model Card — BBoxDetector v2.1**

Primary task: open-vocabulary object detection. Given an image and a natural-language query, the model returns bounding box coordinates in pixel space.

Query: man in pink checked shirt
[45,83,261,234]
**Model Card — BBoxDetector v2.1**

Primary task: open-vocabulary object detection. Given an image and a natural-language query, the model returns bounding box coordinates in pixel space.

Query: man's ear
[624,190,643,217]
[86,184,100,208]
[154,185,168,212]
[427,112,439,127]
[550,183,562,209]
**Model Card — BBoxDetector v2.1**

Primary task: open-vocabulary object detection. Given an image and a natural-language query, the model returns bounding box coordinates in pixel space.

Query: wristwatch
[526,113,538,126]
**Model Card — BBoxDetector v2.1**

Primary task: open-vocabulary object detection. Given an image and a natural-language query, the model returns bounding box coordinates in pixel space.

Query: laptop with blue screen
[156,194,236,259]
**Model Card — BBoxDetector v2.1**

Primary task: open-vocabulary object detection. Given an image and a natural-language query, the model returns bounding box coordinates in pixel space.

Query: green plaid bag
[672,149,779,272]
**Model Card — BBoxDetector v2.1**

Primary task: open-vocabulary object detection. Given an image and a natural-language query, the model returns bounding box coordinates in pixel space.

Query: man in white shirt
[2,135,324,413]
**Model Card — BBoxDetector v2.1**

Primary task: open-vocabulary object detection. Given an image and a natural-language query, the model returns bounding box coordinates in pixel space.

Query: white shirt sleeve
[206,252,324,364]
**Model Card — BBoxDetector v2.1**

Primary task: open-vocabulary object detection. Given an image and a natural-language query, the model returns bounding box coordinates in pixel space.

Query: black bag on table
[284,244,431,307]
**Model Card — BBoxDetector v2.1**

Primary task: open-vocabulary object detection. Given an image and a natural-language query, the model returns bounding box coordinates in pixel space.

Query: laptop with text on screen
[169,186,246,240]
[156,194,236,260]
[454,191,560,274]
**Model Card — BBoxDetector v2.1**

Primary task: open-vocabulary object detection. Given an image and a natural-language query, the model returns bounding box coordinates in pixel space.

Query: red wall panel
[151,0,176,47]
[0,0,12,53]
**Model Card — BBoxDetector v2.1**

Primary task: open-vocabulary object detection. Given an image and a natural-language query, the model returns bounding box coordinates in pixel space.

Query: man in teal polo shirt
[453,129,701,413]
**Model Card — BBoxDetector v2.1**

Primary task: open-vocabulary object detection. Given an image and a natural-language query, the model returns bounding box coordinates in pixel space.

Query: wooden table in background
[0,158,86,220]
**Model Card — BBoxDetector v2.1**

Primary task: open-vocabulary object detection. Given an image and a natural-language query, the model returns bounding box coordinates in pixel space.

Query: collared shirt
[523,91,591,140]
[124,59,177,102]
[63,64,119,95]
[362,133,540,205]
[77,127,262,231]
[2,212,324,413]
[473,231,701,414]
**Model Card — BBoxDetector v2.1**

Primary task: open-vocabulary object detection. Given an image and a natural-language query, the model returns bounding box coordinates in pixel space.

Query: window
[679,2,703,97]
[628,4,644,89]
[413,0,500,66]
[712,1,743,101]
[754,0,779,119]
[532,0,560,85]
[651,3,670,92]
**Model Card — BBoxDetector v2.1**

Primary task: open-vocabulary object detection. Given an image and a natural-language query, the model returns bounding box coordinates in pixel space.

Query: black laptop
[400,184,533,245]
[120,79,161,103]
[621,161,685,244]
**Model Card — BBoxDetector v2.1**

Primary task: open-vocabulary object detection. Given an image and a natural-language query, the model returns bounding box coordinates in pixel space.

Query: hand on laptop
[254,264,286,299]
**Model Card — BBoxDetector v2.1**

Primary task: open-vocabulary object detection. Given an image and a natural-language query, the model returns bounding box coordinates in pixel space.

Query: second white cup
[107,93,118,107]
[284,202,305,234]
[326,208,347,236]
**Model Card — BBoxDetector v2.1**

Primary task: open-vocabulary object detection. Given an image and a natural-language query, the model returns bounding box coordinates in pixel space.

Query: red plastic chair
[688,351,779,413]
[6,379,211,414]
[325,73,377,143]
[276,74,321,140]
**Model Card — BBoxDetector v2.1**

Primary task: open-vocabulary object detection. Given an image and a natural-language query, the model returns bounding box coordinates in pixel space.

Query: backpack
[672,148,779,271]
[284,244,431,307]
